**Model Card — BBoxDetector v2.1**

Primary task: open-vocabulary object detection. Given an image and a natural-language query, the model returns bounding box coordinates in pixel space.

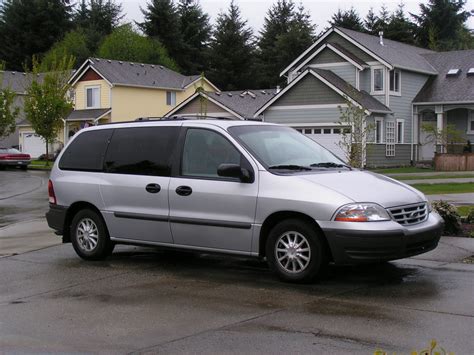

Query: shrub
[431,200,462,235]
[467,208,474,224]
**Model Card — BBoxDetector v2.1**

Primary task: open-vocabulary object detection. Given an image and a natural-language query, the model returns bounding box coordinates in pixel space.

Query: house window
[372,67,384,94]
[86,86,100,109]
[374,118,383,143]
[396,119,405,143]
[166,91,176,106]
[468,110,474,134]
[389,69,401,94]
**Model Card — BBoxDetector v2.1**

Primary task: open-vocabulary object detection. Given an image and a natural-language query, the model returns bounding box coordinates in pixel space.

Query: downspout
[410,104,414,165]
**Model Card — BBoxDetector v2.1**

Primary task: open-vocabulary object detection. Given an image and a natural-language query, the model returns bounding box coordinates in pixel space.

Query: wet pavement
[1,170,474,354]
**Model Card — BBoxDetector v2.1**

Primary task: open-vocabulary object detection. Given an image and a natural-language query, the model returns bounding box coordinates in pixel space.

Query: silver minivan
[46,119,443,282]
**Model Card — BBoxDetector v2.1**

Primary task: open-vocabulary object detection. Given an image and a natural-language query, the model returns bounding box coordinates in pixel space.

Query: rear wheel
[70,209,114,260]
[19,165,27,170]
[266,219,328,283]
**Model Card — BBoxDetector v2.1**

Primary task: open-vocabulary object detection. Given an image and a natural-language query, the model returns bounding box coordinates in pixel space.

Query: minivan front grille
[388,203,428,226]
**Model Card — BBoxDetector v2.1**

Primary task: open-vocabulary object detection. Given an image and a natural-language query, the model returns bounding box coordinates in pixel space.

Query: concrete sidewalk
[427,193,474,205]
[402,178,474,185]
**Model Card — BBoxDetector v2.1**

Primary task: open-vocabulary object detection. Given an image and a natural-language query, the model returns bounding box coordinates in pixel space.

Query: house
[253,27,474,167]
[15,58,218,157]
[165,89,277,120]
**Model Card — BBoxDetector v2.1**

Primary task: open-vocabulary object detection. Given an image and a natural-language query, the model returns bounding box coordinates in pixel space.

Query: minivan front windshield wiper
[310,162,352,170]
[268,164,312,171]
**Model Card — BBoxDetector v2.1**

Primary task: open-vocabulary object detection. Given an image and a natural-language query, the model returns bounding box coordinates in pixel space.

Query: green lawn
[457,205,474,217]
[371,167,435,174]
[411,182,474,195]
[390,173,474,181]
[28,160,52,170]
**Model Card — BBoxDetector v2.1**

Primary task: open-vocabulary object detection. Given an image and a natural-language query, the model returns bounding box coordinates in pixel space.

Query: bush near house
[432,200,462,236]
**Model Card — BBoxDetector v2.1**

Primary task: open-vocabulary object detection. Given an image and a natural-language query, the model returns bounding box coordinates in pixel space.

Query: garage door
[22,132,46,158]
[296,127,348,162]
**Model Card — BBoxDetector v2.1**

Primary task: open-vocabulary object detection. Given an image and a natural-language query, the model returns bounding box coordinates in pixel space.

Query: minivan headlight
[334,203,391,222]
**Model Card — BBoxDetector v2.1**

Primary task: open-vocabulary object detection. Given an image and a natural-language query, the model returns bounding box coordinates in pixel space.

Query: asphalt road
[1,169,474,354]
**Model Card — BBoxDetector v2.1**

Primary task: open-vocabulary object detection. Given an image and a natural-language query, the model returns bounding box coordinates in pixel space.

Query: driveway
[1,169,474,354]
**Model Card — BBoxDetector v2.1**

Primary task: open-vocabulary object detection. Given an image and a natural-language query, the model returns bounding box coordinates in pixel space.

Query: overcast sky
[121,0,474,34]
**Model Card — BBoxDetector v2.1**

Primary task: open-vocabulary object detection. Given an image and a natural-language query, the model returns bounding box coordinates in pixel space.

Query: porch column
[435,105,444,153]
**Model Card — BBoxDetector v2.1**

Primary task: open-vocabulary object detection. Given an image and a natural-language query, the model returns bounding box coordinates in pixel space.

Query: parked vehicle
[46,118,443,283]
[0,148,31,170]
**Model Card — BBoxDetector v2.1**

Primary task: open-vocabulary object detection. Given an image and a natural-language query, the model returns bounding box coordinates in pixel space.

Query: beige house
[17,58,218,157]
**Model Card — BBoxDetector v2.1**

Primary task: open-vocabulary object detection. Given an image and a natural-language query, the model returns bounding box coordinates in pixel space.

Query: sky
[121,0,474,34]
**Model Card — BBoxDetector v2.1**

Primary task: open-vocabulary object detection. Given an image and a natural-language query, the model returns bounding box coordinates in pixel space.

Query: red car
[0,148,31,170]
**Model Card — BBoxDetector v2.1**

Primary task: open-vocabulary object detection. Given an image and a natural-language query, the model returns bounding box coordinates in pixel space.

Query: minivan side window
[59,129,113,172]
[181,128,241,178]
[105,126,180,176]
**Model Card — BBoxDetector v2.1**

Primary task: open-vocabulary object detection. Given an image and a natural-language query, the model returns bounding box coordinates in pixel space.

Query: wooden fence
[434,153,474,171]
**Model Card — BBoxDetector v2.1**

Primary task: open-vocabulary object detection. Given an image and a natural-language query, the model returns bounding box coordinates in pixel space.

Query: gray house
[254,27,474,167]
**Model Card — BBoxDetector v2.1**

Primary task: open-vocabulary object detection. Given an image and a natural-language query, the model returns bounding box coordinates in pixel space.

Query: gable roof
[69,58,219,91]
[336,27,437,75]
[280,27,438,77]
[414,50,474,103]
[256,68,391,117]
[166,89,277,119]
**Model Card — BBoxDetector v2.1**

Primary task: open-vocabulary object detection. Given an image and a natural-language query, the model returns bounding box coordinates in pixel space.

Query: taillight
[48,179,57,204]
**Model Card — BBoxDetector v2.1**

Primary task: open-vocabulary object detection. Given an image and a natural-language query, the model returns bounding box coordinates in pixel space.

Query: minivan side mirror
[217,163,253,183]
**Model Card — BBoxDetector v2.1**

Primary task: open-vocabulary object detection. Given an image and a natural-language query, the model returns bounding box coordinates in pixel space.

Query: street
[1,169,473,354]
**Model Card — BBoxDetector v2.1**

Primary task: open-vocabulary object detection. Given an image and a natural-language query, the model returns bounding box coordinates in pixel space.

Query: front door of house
[419,114,436,161]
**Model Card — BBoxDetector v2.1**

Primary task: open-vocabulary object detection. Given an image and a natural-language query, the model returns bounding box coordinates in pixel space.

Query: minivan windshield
[228,125,349,171]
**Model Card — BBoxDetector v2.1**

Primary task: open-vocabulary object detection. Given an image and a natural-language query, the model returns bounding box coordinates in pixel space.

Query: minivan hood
[299,170,426,208]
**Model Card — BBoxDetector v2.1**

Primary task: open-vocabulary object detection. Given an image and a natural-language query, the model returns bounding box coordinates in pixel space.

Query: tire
[70,208,114,260]
[20,165,27,170]
[265,219,328,283]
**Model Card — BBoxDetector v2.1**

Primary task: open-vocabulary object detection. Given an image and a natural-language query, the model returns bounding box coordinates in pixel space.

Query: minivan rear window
[104,126,179,176]
[59,129,113,172]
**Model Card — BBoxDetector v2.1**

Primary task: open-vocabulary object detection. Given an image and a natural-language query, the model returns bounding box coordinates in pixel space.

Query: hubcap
[275,231,311,274]
[76,218,99,252]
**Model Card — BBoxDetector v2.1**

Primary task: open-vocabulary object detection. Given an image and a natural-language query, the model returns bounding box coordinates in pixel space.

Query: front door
[169,126,258,253]
[419,113,436,160]
[100,125,180,244]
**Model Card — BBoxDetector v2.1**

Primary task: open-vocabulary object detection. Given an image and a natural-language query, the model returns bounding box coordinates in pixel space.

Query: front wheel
[70,209,114,260]
[266,219,328,283]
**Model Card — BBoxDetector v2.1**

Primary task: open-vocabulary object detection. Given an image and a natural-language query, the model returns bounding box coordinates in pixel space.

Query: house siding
[366,144,411,167]
[309,48,345,64]
[171,96,228,115]
[274,75,346,106]
[75,79,110,109]
[389,70,430,145]
[320,65,357,87]
[264,107,343,125]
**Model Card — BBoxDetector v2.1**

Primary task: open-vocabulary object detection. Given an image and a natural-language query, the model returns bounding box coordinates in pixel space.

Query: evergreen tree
[138,0,183,61]
[73,0,124,53]
[97,24,178,70]
[329,7,364,32]
[412,0,472,50]
[257,1,315,88]
[207,1,256,90]
[384,3,416,44]
[364,8,379,34]
[0,0,72,70]
[177,0,212,74]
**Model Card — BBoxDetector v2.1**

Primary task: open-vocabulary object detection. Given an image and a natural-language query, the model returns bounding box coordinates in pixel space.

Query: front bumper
[0,160,30,166]
[319,212,444,264]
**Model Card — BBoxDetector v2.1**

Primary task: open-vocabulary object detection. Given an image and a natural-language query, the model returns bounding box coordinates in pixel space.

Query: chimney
[379,31,384,46]
[276,85,281,94]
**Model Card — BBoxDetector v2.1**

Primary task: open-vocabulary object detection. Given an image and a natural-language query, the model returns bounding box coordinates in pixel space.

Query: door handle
[176,185,192,196]
[145,183,161,194]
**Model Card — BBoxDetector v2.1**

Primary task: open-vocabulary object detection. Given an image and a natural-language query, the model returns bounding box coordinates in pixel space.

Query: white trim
[164,92,244,120]
[396,118,405,144]
[374,117,384,143]
[355,68,360,90]
[414,101,474,105]
[291,43,365,75]
[467,110,474,134]
[279,29,335,77]
[370,66,385,95]
[183,76,220,92]
[389,69,402,96]
[309,62,354,68]
[282,122,341,127]
[255,69,369,117]
[84,85,101,109]
[267,104,347,110]
[68,59,94,85]
[69,62,113,88]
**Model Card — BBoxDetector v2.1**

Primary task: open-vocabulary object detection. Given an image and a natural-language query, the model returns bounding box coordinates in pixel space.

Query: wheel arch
[258,211,332,261]
[62,201,104,243]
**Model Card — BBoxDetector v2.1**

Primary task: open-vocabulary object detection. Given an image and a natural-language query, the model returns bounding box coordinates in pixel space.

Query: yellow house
[18,57,219,157]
